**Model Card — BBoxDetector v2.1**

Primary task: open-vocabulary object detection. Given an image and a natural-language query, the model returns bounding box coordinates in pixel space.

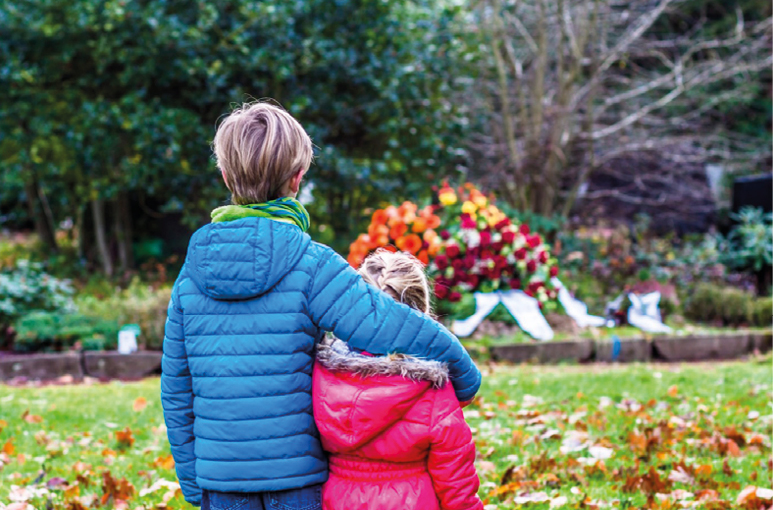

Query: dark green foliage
[0,260,75,329]
[0,0,475,257]
[684,282,770,327]
[13,310,118,352]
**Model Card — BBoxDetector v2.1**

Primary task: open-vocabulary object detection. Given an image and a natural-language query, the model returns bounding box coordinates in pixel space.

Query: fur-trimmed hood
[313,336,452,451]
[315,336,449,388]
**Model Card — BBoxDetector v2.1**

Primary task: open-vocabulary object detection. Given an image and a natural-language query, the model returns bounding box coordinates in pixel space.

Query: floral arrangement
[347,183,560,307]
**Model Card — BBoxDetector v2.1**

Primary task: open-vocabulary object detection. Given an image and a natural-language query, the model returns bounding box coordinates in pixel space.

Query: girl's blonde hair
[213,101,313,205]
[358,249,432,315]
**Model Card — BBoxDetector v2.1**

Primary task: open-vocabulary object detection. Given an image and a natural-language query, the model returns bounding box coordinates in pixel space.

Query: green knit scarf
[211,197,310,232]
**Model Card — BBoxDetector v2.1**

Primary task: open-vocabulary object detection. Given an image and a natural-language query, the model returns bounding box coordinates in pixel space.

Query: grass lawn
[1,359,771,509]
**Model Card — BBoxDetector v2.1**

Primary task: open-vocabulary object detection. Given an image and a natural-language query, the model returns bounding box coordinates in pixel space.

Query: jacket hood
[185,217,311,300]
[314,337,449,451]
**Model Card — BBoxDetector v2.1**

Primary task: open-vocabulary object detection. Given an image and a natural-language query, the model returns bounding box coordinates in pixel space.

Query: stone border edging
[490,332,771,364]
[0,332,770,380]
[0,351,162,381]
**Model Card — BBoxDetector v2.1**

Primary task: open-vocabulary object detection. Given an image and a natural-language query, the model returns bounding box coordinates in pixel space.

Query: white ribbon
[451,290,554,341]
[551,278,607,328]
[450,293,502,338]
[627,292,672,333]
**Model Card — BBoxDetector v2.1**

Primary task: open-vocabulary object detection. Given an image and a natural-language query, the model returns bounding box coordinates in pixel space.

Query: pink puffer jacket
[313,338,483,510]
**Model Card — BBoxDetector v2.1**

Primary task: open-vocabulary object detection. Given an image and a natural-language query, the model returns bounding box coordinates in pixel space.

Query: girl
[313,250,483,510]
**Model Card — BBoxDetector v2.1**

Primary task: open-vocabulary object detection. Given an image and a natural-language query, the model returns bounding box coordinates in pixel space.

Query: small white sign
[118,329,138,354]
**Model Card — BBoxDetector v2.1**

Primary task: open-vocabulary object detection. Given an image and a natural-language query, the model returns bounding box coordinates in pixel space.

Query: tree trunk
[114,192,134,272]
[24,178,58,253]
[75,204,86,261]
[91,198,113,276]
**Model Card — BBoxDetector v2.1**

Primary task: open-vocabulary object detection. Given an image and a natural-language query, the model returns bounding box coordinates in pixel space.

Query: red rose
[527,260,537,273]
[481,249,493,260]
[435,255,448,270]
[550,266,559,277]
[502,231,515,244]
[520,224,530,235]
[538,251,549,263]
[509,278,521,290]
[446,245,460,258]
[448,291,462,303]
[440,230,451,240]
[527,235,541,249]
[494,255,508,269]
[461,214,476,229]
[467,275,479,288]
[515,248,527,260]
[495,218,511,230]
[492,241,504,253]
[528,281,544,293]
[434,284,449,299]
[479,231,491,247]
[525,289,534,297]
[464,256,475,269]
[452,259,465,271]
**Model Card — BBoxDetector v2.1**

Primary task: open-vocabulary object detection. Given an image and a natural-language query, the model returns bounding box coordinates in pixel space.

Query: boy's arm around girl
[160,240,482,506]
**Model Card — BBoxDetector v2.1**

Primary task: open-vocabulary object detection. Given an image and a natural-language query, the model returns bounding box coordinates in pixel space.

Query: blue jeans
[201,486,322,510]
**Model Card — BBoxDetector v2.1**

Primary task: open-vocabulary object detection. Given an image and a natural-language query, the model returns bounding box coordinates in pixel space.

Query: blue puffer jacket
[160,217,481,505]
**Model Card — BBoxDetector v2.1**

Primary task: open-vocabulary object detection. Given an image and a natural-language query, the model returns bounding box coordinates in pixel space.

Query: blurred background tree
[466,0,771,227]
[0,0,474,265]
[0,0,770,267]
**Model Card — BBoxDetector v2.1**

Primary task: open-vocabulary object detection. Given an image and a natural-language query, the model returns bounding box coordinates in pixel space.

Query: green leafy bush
[14,311,118,352]
[684,283,770,327]
[750,297,772,328]
[726,207,773,273]
[0,260,75,329]
[75,278,171,350]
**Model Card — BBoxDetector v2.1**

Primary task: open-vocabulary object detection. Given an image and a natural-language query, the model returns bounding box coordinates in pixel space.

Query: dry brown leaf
[726,439,741,457]
[152,455,175,470]
[23,413,43,424]
[695,464,713,477]
[132,397,148,413]
[736,486,757,505]
[2,438,15,455]
[115,427,135,448]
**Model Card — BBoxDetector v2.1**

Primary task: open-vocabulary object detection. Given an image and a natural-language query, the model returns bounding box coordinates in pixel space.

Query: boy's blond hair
[359,249,432,315]
[213,102,313,204]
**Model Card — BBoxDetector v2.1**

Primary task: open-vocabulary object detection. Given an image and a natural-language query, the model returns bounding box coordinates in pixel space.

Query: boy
[161,102,481,509]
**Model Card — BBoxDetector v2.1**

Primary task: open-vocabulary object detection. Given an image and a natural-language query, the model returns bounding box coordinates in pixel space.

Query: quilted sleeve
[307,246,481,402]
[160,285,201,506]
[428,389,483,510]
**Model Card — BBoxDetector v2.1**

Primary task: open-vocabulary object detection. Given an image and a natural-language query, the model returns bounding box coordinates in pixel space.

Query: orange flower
[372,209,388,225]
[417,250,429,265]
[382,245,398,253]
[397,201,417,223]
[385,206,400,227]
[396,234,422,254]
[426,214,441,229]
[411,217,428,233]
[347,252,365,267]
[368,223,389,239]
[423,229,438,243]
[389,222,408,240]
[376,234,389,246]
[427,242,441,257]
